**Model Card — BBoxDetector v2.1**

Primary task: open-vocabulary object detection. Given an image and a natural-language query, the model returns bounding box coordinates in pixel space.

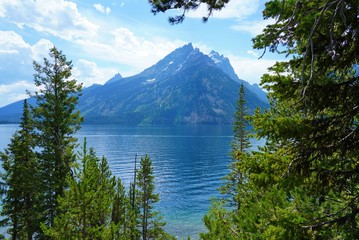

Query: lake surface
[0,124,264,239]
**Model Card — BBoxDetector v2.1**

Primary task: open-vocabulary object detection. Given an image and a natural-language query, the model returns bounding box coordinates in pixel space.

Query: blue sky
[0,0,280,107]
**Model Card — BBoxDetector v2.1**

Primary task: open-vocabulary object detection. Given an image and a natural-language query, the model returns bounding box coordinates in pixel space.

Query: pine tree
[205,0,359,238]
[127,182,141,240]
[31,46,83,228]
[201,201,239,240]
[246,0,359,238]
[43,140,116,239]
[202,84,252,239]
[110,178,130,239]
[128,155,141,240]
[136,155,174,240]
[221,83,251,210]
[0,99,40,239]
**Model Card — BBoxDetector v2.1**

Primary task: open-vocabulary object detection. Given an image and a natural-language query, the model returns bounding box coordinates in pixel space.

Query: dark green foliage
[112,179,126,230]
[127,182,141,240]
[231,84,251,153]
[220,83,251,210]
[199,0,359,238]
[42,146,173,239]
[0,100,41,239]
[136,155,174,240]
[128,156,141,240]
[202,84,253,239]
[247,0,359,238]
[31,47,83,228]
[201,1,359,236]
[201,201,239,240]
[148,0,229,23]
[43,140,116,239]
[1,47,174,239]
[111,179,132,240]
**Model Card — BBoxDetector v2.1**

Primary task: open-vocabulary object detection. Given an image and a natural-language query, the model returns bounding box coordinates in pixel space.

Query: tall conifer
[221,83,251,210]
[0,99,40,239]
[31,47,83,228]
[136,155,174,240]
[43,140,116,239]
[202,84,252,239]
[111,178,129,239]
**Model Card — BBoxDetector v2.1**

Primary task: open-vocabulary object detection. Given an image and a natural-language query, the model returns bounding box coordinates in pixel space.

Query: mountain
[209,50,239,82]
[78,43,268,125]
[0,43,268,125]
[208,50,268,103]
[105,73,123,84]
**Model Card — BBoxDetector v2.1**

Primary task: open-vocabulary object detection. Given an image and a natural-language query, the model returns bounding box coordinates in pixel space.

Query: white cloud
[31,39,54,62]
[246,50,259,58]
[0,30,30,50]
[0,31,58,107]
[76,27,186,76]
[0,0,98,41]
[187,0,260,20]
[0,31,33,84]
[93,3,111,15]
[0,0,18,18]
[0,27,186,107]
[231,18,276,36]
[228,54,277,84]
[0,31,56,73]
[0,0,186,79]
[185,0,274,37]
[72,59,119,86]
[0,31,118,106]
[0,81,36,107]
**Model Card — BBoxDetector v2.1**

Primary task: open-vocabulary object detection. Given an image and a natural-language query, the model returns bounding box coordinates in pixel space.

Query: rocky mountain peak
[105,73,123,85]
[208,50,239,83]
[208,50,225,64]
[138,43,211,78]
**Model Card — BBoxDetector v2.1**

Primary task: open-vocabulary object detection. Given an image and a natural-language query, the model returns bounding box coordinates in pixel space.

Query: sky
[0,0,281,107]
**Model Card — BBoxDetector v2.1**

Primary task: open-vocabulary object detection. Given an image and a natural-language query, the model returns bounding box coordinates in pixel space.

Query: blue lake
[0,124,264,239]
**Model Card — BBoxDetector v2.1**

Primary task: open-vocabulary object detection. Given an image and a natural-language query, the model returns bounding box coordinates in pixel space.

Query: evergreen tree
[126,183,141,240]
[247,0,359,238]
[43,140,116,239]
[202,84,252,239]
[0,99,41,239]
[136,155,174,240]
[206,0,359,238]
[31,46,83,228]
[128,155,141,240]
[111,178,130,240]
[201,201,238,240]
[221,83,251,210]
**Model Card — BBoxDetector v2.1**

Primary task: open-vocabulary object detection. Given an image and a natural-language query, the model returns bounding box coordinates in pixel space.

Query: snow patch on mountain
[175,64,182,72]
[146,78,156,83]
[209,51,223,64]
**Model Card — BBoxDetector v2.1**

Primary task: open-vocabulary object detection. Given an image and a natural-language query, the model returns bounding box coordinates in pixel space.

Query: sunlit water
[0,124,264,239]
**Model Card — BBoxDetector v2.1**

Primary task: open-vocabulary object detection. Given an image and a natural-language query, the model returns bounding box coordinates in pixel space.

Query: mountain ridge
[0,43,268,125]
